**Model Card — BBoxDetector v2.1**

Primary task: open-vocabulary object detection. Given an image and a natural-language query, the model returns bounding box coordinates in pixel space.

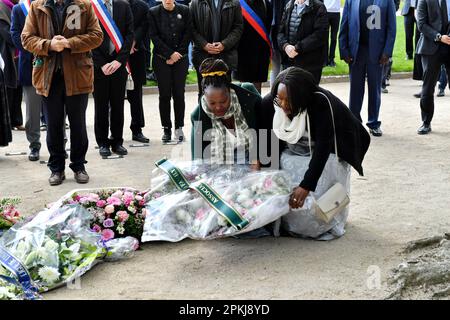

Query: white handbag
[306,92,350,223]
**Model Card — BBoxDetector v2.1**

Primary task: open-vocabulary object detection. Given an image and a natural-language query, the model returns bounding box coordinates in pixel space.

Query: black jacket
[416,0,449,56]
[92,0,134,71]
[190,0,243,70]
[148,3,192,60]
[277,0,328,72]
[129,0,149,85]
[0,2,17,88]
[271,0,290,51]
[261,89,371,192]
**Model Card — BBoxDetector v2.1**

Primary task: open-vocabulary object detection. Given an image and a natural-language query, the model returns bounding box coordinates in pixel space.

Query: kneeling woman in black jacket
[266,67,370,239]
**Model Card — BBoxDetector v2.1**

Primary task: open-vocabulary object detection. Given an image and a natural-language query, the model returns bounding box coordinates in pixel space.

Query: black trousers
[93,67,127,147]
[420,45,450,125]
[127,84,145,135]
[325,12,340,63]
[404,8,416,57]
[42,71,88,173]
[6,86,23,127]
[153,56,188,129]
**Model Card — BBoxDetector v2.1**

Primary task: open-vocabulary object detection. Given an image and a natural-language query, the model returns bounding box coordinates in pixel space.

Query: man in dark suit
[93,0,134,156]
[127,0,150,143]
[416,0,450,134]
[339,0,396,137]
[402,0,418,60]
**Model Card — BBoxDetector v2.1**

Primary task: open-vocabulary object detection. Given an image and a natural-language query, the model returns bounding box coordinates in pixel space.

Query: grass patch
[145,14,412,86]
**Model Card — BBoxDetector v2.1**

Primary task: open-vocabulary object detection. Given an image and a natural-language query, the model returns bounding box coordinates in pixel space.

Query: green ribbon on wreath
[154,158,249,230]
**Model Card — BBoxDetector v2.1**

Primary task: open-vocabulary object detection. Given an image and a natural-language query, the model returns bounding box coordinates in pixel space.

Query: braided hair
[199,58,230,93]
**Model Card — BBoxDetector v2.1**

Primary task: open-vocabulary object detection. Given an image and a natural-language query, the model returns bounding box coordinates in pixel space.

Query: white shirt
[0,55,4,71]
[324,0,340,13]
[104,0,113,17]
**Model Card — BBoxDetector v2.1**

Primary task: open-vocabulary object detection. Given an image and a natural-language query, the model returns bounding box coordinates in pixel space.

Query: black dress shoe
[112,145,128,155]
[99,145,111,157]
[369,127,383,137]
[437,89,445,97]
[328,60,336,67]
[132,133,150,143]
[417,124,431,135]
[28,148,40,161]
[162,128,171,142]
[413,92,421,98]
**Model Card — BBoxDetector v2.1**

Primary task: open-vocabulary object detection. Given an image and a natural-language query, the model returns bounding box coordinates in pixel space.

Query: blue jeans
[349,45,382,130]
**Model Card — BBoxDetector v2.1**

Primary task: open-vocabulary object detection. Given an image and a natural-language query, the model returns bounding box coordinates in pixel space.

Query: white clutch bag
[306,92,350,224]
[126,73,134,91]
[313,182,349,223]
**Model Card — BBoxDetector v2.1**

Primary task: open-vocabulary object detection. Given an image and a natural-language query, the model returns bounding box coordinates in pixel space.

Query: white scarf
[272,105,307,144]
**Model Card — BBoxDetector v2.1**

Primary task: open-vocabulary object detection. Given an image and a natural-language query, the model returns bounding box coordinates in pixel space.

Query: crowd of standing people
[0,0,448,188]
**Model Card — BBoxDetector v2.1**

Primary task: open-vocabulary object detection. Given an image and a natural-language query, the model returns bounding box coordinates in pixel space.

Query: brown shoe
[49,171,65,186]
[74,170,89,184]
[13,125,26,131]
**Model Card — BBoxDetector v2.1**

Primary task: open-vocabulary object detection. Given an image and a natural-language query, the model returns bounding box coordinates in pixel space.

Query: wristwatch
[435,33,442,42]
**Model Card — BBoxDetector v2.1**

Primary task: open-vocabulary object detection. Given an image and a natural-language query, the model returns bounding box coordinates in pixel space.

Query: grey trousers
[23,86,42,150]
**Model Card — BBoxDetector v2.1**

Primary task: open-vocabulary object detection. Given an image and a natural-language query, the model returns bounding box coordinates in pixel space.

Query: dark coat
[0,68,12,147]
[190,0,243,70]
[235,0,272,82]
[191,82,262,160]
[271,0,290,51]
[416,0,449,56]
[11,4,32,86]
[148,3,192,60]
[92,0,134,73]
[129,0,149,85]
[0,2,17,88]
[261,89,371,192]
[277,0,328,73]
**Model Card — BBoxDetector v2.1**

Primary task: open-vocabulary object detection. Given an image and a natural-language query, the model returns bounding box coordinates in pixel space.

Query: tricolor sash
[90,0,131,74]
[19,0,31,17]
[154,158,249,230]
[239,0,272,56]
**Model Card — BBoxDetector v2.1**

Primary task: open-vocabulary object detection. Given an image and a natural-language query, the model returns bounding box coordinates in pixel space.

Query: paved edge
[142,72,413,95]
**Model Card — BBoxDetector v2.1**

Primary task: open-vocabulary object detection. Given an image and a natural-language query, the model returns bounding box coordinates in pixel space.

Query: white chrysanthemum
[217,215,228,227]
[0,286,16,299]
[38,266,60,284]
[35,247,49,260]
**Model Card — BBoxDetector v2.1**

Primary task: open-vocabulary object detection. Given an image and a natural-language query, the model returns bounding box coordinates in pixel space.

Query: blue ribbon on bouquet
[0,245,39,300]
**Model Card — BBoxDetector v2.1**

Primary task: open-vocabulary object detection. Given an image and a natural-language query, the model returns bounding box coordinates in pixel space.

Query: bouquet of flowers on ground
[63,188,147,242]
[142,169,292,242]
[144,160,251,202]
[0,205,138,300]
[0,197,22,234]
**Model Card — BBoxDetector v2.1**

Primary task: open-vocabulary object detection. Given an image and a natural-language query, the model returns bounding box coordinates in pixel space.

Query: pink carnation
[107,197,122,206]
[117,211,129,222]
[111,190,123,198]
[263,178,273,189]
[135,195,143,201]
[92,224,102,233]
[253,199,263,206]
[104,205,115,215]
[139,200,145,207]
[101,229,115,241]
[195,208,207,220]
[96,200,107,208]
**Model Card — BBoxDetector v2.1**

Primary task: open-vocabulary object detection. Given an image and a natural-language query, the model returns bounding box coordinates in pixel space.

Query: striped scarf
[201,90,253,164]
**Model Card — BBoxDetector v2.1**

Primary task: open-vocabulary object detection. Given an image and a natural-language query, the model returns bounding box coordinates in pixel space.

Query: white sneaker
[174,128,185,142]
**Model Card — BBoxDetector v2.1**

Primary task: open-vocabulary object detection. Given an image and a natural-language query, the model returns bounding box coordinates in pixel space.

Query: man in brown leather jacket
[22,0,103,186]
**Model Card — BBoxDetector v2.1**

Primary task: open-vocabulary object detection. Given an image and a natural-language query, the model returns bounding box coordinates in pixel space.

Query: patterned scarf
[201,90,253,164]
